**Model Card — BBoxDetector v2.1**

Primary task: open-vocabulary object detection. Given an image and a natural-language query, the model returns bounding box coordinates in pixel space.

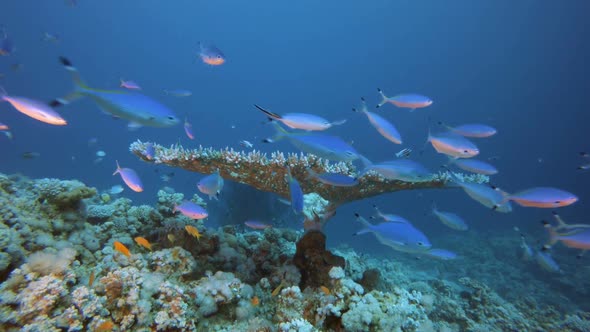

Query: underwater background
[1,1,589,331]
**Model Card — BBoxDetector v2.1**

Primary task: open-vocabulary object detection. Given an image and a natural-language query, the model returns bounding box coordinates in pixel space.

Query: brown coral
[293,230,345,289]
[129,141,472,210]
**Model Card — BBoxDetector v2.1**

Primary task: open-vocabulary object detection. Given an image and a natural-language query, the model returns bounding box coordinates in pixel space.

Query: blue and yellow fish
[52,57,179,129]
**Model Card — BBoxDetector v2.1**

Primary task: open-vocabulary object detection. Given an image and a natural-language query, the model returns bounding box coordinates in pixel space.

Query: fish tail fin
[305,167,318,181]
[437,120,452,131]
[419,116,433,156]
[355,151,373,178]
[254,104,282,121]
[0,85,7,97]
[112,160,121,176]
[491,188,510,210]
[440,165,461,186]
[262,122,289,143]
[58,56,88,88]
[353,213,373,235]
[376,88,388,108]
[55,56,88,106]
[286,166,293,182]
[430,200,438,213]
[551,211,568,229]
[353,97,369,114]
[371,205,385,220]
[358,154,373,170]
[542,220,559,248]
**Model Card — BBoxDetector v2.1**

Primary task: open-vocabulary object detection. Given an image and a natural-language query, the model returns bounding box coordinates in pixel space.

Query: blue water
[2,0,589,311]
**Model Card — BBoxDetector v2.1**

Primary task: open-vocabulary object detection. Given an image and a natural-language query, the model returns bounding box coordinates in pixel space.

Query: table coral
[130,140,488,210]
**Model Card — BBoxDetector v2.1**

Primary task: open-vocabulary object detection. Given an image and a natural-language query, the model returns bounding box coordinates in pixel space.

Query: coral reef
[0,172,589,331]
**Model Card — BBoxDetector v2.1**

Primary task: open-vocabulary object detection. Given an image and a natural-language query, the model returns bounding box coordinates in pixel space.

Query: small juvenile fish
[144,143,155,160]
[198,42,226,66]
[450,158,498,175]
[441,122,497,138]
[306,167,358,187]
[239,140,253,148]
[506,187,578,208]
[163,89,192,97]
[42,32,60,43]
[88,270,96,287]
[113,160,143,192]
[184,117,195,139]
[376,88,433,110]
[167,233,176,243]
[96,150,106,157]
[2,93,67,125]
[22,151,40,159]
[108,185,124,195]
[185,225,203,240]
[160,172,174,182]
[244,220,272,230]
[134,237,152,251]
[423,248,458,260]
[428,131,479,158]
[432,204,468,231]
[287,167,304,214]
[174,201,208,219]
[120,78,141,90]
[320,286,331,295]
[113,241,131,258]
[272,280,286,296]
[251,296,260,306]
[395,148,412,159]
[197,170,224,200]
[255,104,346,131]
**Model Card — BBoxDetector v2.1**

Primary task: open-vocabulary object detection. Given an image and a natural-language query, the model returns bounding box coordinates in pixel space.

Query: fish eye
[168,116,175,120]
[417,242,424,246]
[555,200,561,204]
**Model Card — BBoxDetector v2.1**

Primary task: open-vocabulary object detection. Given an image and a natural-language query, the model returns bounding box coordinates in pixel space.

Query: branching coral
[130,140,488,211]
